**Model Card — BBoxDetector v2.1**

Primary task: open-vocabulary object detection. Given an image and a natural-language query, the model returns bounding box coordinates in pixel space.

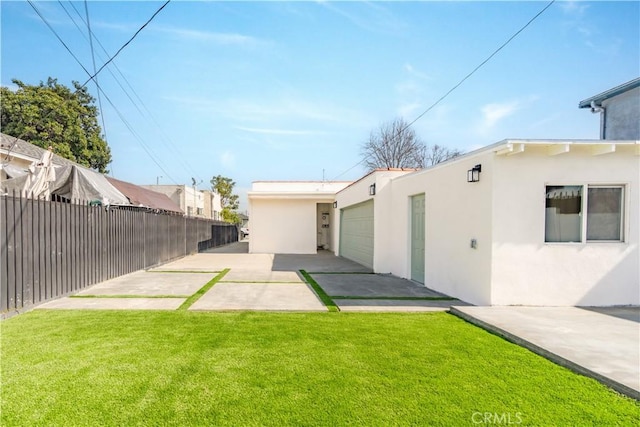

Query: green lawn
[1,311,637,426]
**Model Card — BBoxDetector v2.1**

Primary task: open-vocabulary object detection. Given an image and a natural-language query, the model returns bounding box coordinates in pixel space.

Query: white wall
[602,87,640,140]
[383,154,495,305]
[334,170,413,269]
[249,198,319,254]
[490,143,639,306]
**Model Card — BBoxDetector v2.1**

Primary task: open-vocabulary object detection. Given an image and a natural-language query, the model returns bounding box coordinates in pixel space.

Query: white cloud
[236,127,322,136]
[403,63,430,80]
[317,1,408,34]
[560,0,590,17]
[153,26,266,47]
[163,95,367,126]
[397,102,422,118]
[480,101,522,130]
[220,150,236,169]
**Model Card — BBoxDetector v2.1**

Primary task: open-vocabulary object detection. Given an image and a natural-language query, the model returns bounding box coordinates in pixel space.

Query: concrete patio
[451,306,640,400]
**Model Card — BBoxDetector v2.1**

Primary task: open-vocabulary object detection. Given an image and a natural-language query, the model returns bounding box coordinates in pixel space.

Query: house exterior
[248,140,638,307]
[202,190,222,221]
[579,77,640,140]
[141,185,222,219]
[248,181,351,254]
[335,140,639,307]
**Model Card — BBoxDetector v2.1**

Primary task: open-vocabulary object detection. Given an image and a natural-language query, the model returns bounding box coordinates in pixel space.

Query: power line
[17,1,177,184]
[63,0,205,184]
[332,0,556,181]
[83,0,109,156]
[80,0,171,88]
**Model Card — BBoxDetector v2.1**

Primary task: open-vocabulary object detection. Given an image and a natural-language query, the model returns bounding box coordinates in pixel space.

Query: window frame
[544,183,626,244]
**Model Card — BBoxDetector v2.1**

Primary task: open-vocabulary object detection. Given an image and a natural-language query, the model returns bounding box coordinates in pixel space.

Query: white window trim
[544,183,626,244]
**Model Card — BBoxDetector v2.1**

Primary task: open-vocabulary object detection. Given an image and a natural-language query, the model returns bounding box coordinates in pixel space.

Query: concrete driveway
[451,306,640,400]
[37,242,461,312]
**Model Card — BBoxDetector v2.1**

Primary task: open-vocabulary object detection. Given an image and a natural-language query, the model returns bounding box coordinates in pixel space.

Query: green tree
[1,78,111,172]
[210,175,240,224]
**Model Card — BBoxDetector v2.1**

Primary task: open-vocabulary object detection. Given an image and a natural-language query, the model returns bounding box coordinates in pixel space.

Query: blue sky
[2,1,639,211]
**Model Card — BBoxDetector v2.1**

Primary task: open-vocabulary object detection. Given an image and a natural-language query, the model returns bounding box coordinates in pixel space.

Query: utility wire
[17,1,177,184]
[331,0,556,180]
[80,0,171,88]
[65,0,204,184]
[83,0,109,158]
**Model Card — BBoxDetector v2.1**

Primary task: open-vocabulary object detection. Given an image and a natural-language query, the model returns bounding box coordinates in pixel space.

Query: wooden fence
[0,193,238,315]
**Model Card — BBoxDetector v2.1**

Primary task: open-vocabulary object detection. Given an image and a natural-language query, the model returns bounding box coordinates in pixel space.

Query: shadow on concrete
[312,273,449,298]
[272,251,372,273]
[201,241,249,254]
[579,306,640,323]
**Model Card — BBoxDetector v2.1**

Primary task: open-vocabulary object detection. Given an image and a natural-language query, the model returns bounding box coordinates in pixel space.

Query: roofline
[247,191,337,200]
[251,180,352,184]
[336,168,417,195]
[392,138,639,183]
[578,77,640,108]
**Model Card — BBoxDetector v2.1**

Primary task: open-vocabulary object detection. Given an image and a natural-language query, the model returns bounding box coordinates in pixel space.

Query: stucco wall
[384,154,495,305]
[602,87,640,140]
[249,198,319,254]
[334,170,413,270]
[491,144,639,306]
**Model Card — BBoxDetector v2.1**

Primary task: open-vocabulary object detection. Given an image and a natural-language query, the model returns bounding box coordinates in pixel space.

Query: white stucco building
[248,181,351,254]
[142,184,222,219]
[247,79,639,307]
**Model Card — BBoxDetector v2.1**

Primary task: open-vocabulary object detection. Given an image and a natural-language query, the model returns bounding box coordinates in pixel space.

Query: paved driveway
[451,306,640,400]
[37,242,460,312]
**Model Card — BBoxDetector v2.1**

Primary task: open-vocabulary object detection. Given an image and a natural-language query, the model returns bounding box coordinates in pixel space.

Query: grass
[177,269,229,311]
[1,310,637,426]
[300,269,339,312]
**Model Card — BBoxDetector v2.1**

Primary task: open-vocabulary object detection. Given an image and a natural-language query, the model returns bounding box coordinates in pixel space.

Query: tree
[210,175,240,224]
[425,144,463,166]
[361,117,425,171]
[361,117,462,171]
[1,78,111,172]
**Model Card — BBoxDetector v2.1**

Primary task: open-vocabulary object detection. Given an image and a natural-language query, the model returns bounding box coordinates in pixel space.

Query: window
[545,185,624,243]
[587,187,623,241]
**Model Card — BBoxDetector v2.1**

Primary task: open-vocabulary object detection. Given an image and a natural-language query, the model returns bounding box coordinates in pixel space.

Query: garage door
[340,200,374,268]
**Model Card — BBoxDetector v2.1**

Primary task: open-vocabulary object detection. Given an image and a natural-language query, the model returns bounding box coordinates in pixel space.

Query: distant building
[142,185,222,220]
[579,77,640,140]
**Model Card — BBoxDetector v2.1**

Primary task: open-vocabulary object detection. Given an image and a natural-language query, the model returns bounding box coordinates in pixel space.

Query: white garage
[339,200,374,268]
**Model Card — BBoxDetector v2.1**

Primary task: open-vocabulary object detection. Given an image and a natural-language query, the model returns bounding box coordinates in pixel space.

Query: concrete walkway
[451,306,640,400]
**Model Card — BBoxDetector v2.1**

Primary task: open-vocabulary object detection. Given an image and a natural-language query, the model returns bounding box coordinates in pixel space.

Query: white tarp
[1,163,129,205]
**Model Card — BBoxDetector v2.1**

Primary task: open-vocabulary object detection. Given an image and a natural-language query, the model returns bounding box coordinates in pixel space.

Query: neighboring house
[0,132,74,180]
[142,185,222,220]
[202,190,222,221]
[107,177,183,215]
[0,133,182,214]
[248,181,351,253]
[248,80,639,307]
[238,213,249,231]
[579,77,640,140]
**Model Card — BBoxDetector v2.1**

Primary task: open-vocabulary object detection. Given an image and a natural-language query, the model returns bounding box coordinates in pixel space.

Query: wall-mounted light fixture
[369,183,376,196]
[333,201,338,208]
[467,164,482,183]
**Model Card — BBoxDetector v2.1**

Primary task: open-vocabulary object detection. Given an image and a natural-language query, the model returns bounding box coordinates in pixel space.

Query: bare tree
[425,144,463,166]
[361,118,426,171]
